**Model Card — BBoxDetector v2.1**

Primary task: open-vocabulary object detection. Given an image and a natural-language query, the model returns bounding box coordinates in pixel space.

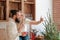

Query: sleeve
[25,18,31,24]
[6,22,12,40]
[6,22,18,40]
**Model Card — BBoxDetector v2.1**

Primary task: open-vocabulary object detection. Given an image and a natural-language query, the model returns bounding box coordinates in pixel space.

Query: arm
[6,23,19,40]
[6,24,9,40]
[30,18,43,25]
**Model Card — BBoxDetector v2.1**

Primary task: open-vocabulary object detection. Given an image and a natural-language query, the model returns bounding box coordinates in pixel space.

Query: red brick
[53,0,60,30]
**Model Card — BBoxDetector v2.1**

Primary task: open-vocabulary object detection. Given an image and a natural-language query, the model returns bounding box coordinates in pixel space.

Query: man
[17,11,44,40]
[6,10,20,40]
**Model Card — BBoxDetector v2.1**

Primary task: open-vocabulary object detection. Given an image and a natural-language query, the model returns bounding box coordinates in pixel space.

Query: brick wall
[53,0,60,30]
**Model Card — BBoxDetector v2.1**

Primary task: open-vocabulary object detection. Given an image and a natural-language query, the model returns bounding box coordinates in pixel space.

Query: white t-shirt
[18,18,31,36]
[22,18,31,32]
[7,18,19,40]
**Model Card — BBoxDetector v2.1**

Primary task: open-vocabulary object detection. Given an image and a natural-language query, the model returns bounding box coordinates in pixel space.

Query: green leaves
[42,13,59,40]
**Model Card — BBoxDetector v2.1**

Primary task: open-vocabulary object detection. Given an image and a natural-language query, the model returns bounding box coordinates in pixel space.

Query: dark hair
[10,10,18,17]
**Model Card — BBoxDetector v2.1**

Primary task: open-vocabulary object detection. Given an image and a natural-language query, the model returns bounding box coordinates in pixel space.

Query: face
[16,12,21,19]
[19,12,25,20]
[15,11,25,23]
[15,12,21,23]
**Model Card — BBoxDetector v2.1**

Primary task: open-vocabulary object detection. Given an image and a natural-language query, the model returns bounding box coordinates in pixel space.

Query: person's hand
[40,17,44,22]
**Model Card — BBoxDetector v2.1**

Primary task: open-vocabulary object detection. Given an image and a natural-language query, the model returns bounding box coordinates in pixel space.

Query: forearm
[30,20,42,25]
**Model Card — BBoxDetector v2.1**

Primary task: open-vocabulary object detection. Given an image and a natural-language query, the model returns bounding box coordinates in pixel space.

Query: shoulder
[8,21,16,27]
[25,18,31,21]
[25,18,31,23]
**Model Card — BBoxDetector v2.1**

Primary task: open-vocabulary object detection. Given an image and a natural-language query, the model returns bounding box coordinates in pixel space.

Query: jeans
[19,35,29,40]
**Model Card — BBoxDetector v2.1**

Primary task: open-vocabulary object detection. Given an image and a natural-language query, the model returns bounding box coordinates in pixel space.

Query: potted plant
[41,13,59,40]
